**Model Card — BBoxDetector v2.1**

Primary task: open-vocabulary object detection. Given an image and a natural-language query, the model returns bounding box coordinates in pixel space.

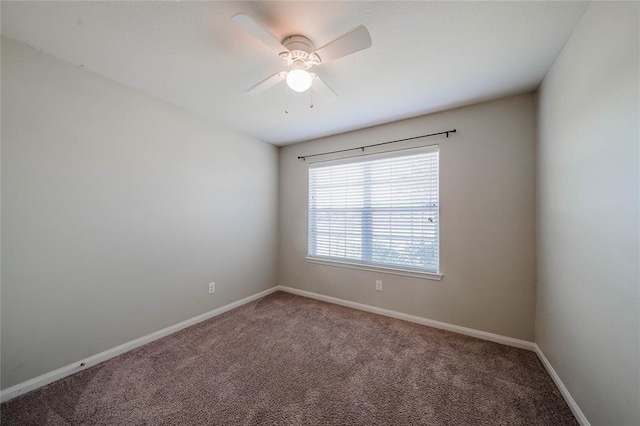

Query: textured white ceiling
[1,1,588,145]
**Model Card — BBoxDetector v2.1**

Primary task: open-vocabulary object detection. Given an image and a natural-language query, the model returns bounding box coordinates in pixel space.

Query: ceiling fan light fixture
[286,69,313,92]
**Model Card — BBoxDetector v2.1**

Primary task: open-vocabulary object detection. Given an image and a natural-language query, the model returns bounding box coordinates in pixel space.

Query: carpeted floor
[1,291,577,425]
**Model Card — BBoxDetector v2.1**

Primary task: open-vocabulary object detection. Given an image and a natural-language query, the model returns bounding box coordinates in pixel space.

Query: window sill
[305,257,443,281]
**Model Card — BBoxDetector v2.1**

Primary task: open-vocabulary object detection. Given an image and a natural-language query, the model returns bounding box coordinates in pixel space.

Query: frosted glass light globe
[286,69,313,92]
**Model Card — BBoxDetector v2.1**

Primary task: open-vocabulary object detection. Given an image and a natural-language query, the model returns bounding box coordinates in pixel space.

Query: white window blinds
[308,146,439,273]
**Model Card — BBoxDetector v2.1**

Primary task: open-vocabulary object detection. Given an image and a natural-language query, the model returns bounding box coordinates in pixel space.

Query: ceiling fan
[232,13,372,104]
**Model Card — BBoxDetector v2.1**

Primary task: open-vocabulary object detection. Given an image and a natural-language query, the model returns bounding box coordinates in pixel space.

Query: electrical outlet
[375,280,383,291]
[208,282,215,294]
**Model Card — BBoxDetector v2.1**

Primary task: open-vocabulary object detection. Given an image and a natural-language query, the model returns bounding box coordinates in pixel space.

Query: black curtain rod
[297,129,457,161]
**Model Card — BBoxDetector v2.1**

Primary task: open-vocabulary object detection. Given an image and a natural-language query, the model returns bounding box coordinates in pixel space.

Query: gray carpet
[1,291,577,425]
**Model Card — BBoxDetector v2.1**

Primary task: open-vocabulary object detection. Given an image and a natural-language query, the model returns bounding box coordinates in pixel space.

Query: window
[308,146,439,277]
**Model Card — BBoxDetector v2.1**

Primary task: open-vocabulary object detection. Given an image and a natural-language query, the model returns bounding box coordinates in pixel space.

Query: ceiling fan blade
[312,25,372,64]
[246,72,286,96]
[232,13,289,55]
[312,74,338,103]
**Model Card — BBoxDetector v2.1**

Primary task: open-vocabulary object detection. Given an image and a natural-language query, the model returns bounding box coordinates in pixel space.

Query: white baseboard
[534,344,590,426]
[0,286,280,403]
[275,285,535,351]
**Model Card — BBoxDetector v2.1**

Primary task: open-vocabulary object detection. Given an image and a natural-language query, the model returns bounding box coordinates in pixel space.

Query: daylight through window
[308,146,439,273]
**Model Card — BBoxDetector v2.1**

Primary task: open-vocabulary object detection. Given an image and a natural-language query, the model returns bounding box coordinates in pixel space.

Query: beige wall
[536,2,639,425]
[279,93,537,341]
[1,37,279,389]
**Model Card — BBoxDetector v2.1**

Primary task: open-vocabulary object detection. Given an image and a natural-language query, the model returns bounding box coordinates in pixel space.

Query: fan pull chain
[310,89,314,109]
[284,85,289,114]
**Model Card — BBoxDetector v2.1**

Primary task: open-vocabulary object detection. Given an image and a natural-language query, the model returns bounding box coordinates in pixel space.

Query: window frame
[306,145,443,281]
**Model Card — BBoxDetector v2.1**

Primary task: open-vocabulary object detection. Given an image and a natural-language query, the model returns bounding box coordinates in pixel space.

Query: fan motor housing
[282,35,314,53]
[280,35,321,69]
